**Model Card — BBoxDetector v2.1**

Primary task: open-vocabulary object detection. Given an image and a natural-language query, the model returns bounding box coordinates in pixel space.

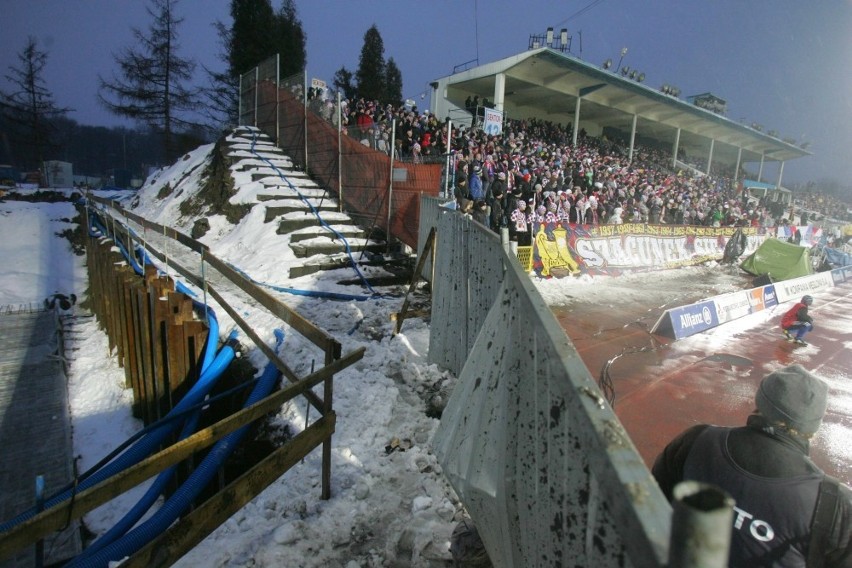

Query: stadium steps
[225,126,385,277]
[262,199,338,222]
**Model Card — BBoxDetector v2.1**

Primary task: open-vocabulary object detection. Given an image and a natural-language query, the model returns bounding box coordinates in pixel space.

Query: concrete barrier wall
[422,196,671,567]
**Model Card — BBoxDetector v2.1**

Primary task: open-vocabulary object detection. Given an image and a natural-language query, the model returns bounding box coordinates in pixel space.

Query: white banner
[483,108,503,135]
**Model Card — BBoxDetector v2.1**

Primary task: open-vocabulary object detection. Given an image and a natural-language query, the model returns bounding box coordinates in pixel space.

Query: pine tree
[228,0,275,78]
[203,0,307,132]
[274,0,306,80]
[98,0,197,163]
[384,57,403,107]
[199,20,240,130]
[333,67,357,101]
[356,25,386,102]
[0,37,71,171]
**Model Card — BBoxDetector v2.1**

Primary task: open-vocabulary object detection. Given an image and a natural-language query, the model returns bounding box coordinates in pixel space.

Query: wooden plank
[133,283,156,424]
[167,291,193,321]
[393,227,436,335]
[101,245,117,353]
[183,320,207,395]
[0,348,362,557]
[119,270,142,397]
[152,293,171,418]
[204,253,340,357]
[203,283,325,415]
[166,321,189,407]
[123,414,336,568]
[114,266,135,368]
[126,279,145,418]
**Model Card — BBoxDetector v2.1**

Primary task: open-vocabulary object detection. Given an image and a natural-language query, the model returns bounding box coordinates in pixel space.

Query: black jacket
[652,416,852,567]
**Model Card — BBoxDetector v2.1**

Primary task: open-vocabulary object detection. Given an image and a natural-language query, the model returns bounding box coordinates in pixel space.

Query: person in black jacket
[489,185,506,235]
[652,364,852,567]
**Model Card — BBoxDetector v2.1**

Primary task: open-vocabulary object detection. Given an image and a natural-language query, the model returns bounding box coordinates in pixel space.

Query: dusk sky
[2,0,851,187]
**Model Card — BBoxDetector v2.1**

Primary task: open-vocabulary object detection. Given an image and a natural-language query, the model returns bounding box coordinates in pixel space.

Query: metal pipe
[668,481,734,568]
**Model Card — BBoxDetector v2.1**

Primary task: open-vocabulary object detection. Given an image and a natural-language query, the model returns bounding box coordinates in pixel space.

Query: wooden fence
[87,235,208,423]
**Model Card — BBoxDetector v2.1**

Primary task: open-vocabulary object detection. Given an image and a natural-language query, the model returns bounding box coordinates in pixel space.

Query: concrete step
[232,158,296,172]
[256,183,327,198]
[287,254,353,278]
[288,225,369,243]
[276,211,353,234]
[228,144,286,157]
[289,237,386,258]
[264,200,338,222]
[251,170,313,182]
[256,190,328,201]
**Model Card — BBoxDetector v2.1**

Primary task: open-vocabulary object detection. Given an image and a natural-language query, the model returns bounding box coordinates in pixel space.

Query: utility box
[44,161,74,188]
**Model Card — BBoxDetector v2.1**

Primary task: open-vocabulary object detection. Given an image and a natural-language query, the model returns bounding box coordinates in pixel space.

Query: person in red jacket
[781,295,814,345]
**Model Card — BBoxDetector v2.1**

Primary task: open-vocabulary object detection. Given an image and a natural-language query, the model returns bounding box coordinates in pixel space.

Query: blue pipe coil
[68,330,286,568]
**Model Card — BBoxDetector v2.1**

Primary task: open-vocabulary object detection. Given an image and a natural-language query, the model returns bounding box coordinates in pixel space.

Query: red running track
[552,278,852,486]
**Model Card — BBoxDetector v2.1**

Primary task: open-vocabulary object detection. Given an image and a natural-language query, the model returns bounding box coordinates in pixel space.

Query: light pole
[616,47,628,74]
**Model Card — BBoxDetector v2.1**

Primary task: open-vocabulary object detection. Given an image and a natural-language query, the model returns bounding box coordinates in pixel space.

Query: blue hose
[68,330,286,568]
[69,404,206,559]
[89,208,220,373]
[0,343,235,533]
[245,129,379,295]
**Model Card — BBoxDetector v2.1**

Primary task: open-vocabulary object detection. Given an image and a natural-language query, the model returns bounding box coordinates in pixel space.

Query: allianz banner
[667,300,719,339]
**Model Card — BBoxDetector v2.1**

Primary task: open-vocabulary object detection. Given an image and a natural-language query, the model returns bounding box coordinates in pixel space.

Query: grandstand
[429,46,810,188]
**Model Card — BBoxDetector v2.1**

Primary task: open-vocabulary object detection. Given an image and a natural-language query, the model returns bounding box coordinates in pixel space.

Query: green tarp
[739,237,812,281]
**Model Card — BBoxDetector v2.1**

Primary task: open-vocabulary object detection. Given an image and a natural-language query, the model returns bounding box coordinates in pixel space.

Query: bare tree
[98,0,197,163]
[0,36,71,170]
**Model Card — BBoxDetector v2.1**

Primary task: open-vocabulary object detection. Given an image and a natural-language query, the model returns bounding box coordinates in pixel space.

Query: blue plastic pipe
[67,330,286,568]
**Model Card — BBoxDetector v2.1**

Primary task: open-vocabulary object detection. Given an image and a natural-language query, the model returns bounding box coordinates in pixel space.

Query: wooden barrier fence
[86,232,208,424]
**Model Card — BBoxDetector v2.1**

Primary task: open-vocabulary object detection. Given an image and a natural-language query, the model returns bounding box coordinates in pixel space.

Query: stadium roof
[431,47,810,173]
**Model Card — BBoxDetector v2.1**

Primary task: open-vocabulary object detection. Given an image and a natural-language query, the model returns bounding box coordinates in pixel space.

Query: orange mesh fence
[276,86,441,249]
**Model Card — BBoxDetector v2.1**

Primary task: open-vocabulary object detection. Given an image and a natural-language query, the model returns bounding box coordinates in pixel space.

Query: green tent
[739,237,812,281]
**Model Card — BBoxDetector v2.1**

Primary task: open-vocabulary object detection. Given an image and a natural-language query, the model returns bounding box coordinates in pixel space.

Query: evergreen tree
[356,25,386,102]
[0,37,71,170]
[228,0,275,78]
[274,0,307,80]
[98,0,198,163]
[333,67,357,101]
[203,0,307,133]
[384,57,403,107]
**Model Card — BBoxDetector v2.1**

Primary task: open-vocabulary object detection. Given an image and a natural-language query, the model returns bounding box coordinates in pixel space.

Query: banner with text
[531,222,764,277]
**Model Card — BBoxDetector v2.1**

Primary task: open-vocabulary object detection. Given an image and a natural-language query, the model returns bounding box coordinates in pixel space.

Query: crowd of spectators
[795,189,852,223]
[308,89,849,246]
[446,114,781,244]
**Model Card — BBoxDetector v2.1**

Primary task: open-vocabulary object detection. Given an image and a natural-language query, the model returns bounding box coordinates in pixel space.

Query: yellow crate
[516,246,533,271]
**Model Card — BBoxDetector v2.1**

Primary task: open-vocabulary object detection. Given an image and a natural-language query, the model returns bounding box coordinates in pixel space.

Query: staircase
[225,126,386,278]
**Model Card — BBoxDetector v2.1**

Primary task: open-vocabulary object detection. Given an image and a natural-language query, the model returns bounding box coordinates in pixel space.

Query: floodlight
[621,66,630,76]
[629,70,637,80]
[638,73,646,82]
[546,27,554,46]
[560,29,568,46]
[603,59,612,69]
